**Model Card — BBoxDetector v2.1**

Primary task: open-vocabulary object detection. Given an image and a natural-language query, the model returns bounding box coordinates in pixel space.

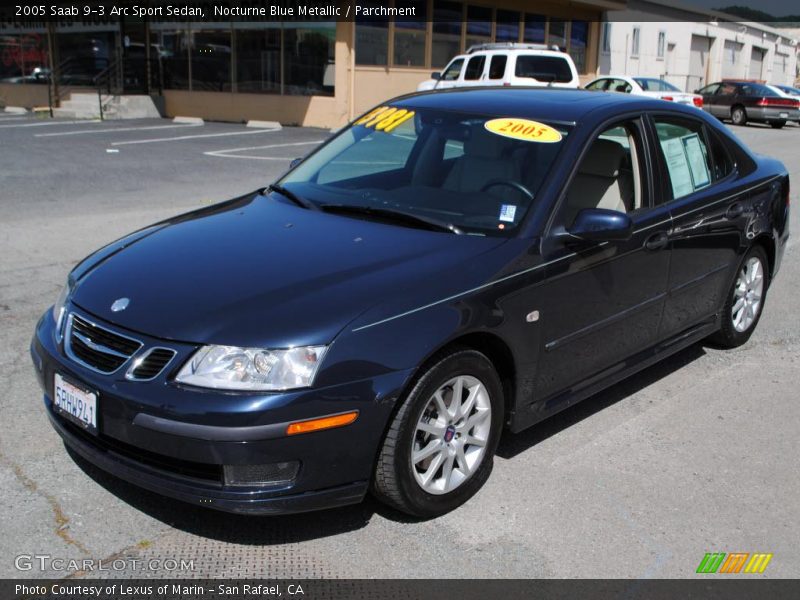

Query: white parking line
[112,128,281,146]
[204,140,324,160]
[35,123,202,137]
[0,119,101,129]
[0,116,28,122]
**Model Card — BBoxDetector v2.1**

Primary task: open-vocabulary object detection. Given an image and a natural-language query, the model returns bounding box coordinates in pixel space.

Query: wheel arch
[409,331,517,428]
[751,233,776,281]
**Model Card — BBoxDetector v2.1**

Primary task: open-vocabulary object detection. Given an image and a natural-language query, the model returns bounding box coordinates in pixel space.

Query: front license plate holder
[53,373,99,436]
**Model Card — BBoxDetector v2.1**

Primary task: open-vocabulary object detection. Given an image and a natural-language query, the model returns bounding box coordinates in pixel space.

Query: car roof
[390,87,688,123]
[450,49,572,60]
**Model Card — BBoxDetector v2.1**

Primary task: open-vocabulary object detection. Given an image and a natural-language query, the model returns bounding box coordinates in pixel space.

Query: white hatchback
[417,43,580,92]
[585,75,704,109]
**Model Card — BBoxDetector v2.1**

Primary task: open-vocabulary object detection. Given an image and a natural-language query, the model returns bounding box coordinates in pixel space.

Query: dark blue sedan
[31,88,790,517]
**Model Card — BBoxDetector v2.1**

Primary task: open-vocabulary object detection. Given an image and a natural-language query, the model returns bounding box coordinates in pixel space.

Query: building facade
[1,0,797,128]
[602,1,799,91]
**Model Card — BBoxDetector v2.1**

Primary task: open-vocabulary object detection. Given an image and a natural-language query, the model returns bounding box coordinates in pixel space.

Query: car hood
[71,193,508,348]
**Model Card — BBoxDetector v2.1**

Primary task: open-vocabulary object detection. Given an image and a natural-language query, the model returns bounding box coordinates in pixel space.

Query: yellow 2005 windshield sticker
[354,106,416,133]
[484,118,562,143]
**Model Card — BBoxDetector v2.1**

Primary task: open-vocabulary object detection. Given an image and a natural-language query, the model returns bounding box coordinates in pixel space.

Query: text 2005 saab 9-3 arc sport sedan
[31,88,790,517]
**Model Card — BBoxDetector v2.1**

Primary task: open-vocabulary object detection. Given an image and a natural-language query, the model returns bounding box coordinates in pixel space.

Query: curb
[4,106,28,114]
[173,116,204,124]
[246,120,282,129]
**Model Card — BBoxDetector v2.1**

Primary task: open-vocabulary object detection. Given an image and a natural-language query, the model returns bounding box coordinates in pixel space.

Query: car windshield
[279,105,571,236]
[634,78,680,92]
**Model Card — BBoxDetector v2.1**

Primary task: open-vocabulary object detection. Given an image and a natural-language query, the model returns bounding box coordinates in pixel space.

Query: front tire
[709,246,769,348]
[372,349,504,517]
[731,105,747,126]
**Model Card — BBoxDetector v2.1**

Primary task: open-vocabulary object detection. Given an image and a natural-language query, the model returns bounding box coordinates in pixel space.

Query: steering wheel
[480,179,534,202]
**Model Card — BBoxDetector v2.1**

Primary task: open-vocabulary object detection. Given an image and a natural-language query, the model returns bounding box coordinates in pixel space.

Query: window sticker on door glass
[499,204,517,222]
[661,137,694,198]
[681,133,711,189]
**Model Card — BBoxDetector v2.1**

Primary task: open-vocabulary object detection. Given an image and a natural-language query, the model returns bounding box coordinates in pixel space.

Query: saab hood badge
[111,298,130,312]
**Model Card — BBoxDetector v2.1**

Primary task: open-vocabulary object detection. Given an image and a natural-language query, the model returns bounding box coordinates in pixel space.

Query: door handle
[644,231,669,251]
[725,203,744,219]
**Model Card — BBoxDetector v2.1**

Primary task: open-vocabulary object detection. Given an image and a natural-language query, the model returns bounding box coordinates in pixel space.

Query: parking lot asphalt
[1,114,798,579]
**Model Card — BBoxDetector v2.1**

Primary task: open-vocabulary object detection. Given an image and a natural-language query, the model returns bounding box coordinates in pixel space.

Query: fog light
[223,461,300,487]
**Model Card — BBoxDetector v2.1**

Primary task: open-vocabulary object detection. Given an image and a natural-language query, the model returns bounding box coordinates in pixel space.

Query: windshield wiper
[320,204,462,234]
[265,184,317,210]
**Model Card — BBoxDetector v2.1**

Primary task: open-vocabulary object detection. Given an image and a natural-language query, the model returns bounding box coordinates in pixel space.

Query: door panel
[532,117,671,404]
[650,117,743,336]
[534,207,672,402]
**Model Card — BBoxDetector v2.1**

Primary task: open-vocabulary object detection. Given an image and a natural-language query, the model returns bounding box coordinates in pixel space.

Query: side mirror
[431,72,441,81]
[289,157,303,169]
[567,208,633,242]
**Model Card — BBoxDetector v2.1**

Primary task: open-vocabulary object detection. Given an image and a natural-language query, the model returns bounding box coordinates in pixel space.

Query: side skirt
[509,317,718,434]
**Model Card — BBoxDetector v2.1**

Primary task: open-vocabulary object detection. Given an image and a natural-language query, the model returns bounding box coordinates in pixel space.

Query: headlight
[52,278,73,341]
[175,345,328,391]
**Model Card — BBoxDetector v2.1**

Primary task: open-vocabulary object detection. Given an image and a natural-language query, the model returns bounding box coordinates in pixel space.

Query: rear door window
[464,55,486,80]
[488,55,507,80]
[653,118,715,201]
[514,55,573,83]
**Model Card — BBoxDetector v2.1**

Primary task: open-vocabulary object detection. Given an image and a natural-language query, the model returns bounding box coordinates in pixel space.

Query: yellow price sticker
[354,105,416,133]
[484,118,563,143]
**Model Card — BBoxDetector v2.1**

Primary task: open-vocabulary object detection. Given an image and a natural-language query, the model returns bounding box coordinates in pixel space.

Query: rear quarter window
[514,55,573,83]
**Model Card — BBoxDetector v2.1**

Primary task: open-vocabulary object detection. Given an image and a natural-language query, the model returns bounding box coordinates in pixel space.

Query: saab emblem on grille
[111,297,130,312]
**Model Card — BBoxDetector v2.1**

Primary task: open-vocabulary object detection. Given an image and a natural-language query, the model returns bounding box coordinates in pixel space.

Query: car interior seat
[563,139,634,225]
[442,126,522,194]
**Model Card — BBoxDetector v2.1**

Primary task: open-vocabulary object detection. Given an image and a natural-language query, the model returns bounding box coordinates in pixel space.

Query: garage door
[689,35,712,90]
[749,47,765,80]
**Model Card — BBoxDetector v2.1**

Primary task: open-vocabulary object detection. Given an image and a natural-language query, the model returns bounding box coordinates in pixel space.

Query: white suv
[417,43,580,92]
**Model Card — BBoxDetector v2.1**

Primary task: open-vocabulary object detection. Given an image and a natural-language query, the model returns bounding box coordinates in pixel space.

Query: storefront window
[549,20,567,50]
[235,25,280,93]
[190,27,232,91]
[56,31,114,86]
[356,4,388,66]
[0,32,49,83]
[283,24,335,96]
[153,25,190,90]
[432,0,462,67]
[569,20,588,73]
[394,0,426,66]
[523,14,546,44]
[495,10,519,43]
[466,5,492,50]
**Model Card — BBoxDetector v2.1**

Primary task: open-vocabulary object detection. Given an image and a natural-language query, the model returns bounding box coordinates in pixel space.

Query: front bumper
[31,308,412,515]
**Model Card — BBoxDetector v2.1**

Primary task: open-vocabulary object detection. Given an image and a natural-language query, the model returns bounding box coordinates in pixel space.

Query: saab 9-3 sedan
[31,88,790,517]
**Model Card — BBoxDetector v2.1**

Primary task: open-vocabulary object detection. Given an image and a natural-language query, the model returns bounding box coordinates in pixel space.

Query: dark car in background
[31,88,790,518]
[696,80,800,128]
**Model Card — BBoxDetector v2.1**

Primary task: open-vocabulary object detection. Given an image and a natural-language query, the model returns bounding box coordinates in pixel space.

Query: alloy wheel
[732,256,764,332]
[410,375,492,495]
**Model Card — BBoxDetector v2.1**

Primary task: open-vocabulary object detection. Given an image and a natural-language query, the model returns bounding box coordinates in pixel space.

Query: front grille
[60,418,223,484]
[66,314,142,374]
[127,348,176,380]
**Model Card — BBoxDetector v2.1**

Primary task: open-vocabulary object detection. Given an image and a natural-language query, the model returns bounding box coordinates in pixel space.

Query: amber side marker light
[286,411,359,436]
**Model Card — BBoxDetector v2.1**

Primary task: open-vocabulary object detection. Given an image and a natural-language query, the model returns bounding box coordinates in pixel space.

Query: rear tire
[372,349,504,518]
[709,245,769,349]
[731,105,747,126]
[770,121,786,129]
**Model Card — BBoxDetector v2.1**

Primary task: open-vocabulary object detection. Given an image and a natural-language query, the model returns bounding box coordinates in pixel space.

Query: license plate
[54,373,98,435]
[780,112,789,118]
